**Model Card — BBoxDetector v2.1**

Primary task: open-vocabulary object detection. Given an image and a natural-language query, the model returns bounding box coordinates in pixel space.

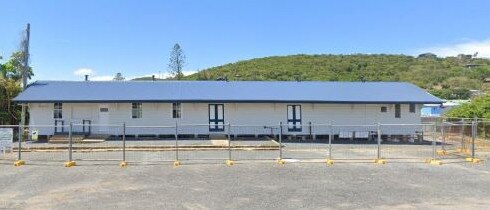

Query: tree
[1,51,33,81]
[113,72,125,81]
[168,43,185,80]
[445,94,490,119]
[0,51,32,125]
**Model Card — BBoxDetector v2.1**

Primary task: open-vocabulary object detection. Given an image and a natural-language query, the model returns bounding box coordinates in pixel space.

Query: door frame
[208,104,225,132]
[54,120,64,134]
[82,119,91,135]
[287,105,302,132]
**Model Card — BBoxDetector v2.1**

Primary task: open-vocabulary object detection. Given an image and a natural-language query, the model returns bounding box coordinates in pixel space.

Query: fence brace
[326,121,334,165]
[277,122,285,164]
[120,122,127,167]
[14,123,25,166]
[226,123,233,166]
[64,122,76,167]
[173,122,180,167]
[374,123,386,164]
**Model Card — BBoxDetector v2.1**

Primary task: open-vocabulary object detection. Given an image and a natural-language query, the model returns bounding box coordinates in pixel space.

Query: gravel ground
[0,157,489,210]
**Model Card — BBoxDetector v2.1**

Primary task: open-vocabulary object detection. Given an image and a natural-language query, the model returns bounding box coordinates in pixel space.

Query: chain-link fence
[1,119,484,166]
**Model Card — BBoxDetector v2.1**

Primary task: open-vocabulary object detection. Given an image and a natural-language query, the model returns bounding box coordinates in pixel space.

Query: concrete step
[85,134,110,140]
[48,135,85,143]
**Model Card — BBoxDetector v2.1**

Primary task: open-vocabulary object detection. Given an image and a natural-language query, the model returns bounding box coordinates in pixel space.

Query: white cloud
[73,68,114,81]
[73,68,94,76]
[418,39,490,58]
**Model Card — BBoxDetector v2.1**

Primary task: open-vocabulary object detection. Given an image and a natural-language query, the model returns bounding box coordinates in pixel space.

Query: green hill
[183,54,490,99]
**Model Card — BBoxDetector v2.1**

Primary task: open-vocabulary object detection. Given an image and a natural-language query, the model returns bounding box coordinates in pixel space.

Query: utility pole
[20,23,30,128]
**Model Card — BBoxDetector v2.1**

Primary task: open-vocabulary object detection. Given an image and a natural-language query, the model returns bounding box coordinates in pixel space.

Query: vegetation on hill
[445,94,490,119]
[181,54,490,100]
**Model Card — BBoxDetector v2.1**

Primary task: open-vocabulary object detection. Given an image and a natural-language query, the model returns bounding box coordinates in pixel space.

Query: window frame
[380,106,387,113]
[395,104,401,118]
[172,103,182,119]
[131,103,142,119]
[409,104,416,113]
[53,103,63,119]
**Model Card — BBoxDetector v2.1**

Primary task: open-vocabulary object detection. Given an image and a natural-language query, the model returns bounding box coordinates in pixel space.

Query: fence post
[472,118,476,159]
[120,122,127,167]
[432,123,436,160]
[441,119,446,152]
[64,122,76,167]
[173,122,180,167]
[309,122,312,140]
[374,123,385,164]
[460,118,465,152]
[17,123,22,161]
[226,123,233,166]
[428,123,442,165]
[466,118,481,163]
[278,122,284,164]
[14,123,25,166]
[326,121,333,165]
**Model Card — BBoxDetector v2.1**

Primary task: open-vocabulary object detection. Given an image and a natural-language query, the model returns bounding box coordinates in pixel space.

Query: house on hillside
[14,81,442,139]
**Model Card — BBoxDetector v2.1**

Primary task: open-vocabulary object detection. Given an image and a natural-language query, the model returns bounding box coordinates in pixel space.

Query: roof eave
[13,99,443,104]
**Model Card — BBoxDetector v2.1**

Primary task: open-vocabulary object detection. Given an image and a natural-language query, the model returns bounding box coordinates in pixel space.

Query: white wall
[28,103,423,136]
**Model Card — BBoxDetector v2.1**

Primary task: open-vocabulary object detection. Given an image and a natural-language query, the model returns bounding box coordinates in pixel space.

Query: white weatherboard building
[14,81,442,139]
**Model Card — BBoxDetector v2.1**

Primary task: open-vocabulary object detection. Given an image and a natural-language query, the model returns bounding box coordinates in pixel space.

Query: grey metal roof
[14,80,442,104]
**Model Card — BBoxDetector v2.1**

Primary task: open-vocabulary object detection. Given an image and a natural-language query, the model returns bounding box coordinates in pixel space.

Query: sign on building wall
[0,128,13,152]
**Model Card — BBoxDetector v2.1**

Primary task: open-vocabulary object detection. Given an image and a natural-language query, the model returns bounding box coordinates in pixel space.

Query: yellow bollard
[325,159,334,166]
[64,161,76,167]
[225,160,234,166]
[374,159,386,165]
[277,159,285,165]
[465,157,482,164]
[173,161,181,167]
[119,161,128,168]
[13,160,25,166]
[426,159,442,165]
[436,150,448,156]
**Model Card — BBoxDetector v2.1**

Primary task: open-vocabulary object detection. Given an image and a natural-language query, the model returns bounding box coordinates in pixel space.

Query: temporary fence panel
[69,124,123,163]
[21,125,69,163]
[279,123,328,160]
[175,124,229,162]
[476,121,490,153]
[123,125,176,163]
[379,124,434,161]
[442,120,472,156]
[230,125,280,161]
[328,124,378,160]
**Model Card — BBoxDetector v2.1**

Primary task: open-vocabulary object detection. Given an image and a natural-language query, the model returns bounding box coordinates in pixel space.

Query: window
[172,103,181,118]
[132,103,142,118]
[99,107,109,112]
[53,103,62,119]
[409,104,416,113]
[380,106,387,113]
[287,105,302,132]
[395,104,401,118]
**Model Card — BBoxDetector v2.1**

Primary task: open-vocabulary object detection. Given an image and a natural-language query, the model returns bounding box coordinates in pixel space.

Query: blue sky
[1,0,490,81]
